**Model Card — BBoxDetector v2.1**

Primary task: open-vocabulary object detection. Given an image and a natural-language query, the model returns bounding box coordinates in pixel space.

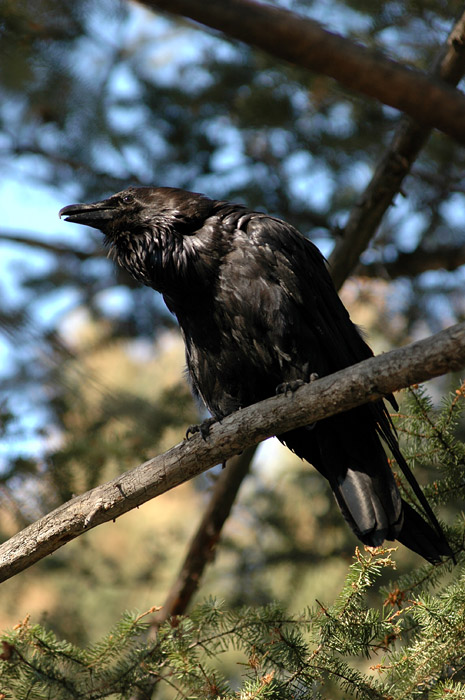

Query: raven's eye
[122,193,135,204]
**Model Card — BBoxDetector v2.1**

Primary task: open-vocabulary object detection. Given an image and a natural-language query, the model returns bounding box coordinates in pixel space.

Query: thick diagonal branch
[140,0,465,144]
[0,321,464,584]
[328,11,465,289]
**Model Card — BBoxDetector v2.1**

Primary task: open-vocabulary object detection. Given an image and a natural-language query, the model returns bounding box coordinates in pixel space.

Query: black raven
[60,186,452,563]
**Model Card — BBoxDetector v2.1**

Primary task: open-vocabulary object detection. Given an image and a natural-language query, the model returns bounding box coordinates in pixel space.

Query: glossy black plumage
[60,186,452,562]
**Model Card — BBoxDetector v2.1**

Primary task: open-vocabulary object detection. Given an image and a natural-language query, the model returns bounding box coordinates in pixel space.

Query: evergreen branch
[404,386,465,486]
[0,553,458,699]
[407,386,455,455]
[309,662,385,699]
[141,0,465,145]
[335,547,397,619]
[445,380,465,425]
[0,322,464,584]
[328,9,465,288]
[394,385,465,506]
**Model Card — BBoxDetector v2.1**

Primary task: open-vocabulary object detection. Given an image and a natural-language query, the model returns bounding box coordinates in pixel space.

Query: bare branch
[141,0,465,145]
[0,322,464,584]
[155,446,256,625]
[328,10,465,289]
[358,245,465,280]
[0,231,99,261]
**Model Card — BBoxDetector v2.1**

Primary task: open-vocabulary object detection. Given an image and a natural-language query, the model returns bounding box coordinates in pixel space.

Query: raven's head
[59,186,215,291]
[59,186,213,233]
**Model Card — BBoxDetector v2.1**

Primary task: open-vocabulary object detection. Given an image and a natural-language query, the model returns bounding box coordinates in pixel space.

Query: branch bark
[0,322,464,584]
[140,0,465,145]
[328,10,465,289]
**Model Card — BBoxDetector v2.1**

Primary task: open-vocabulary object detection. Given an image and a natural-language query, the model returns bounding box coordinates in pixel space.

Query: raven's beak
[59,198,118,229]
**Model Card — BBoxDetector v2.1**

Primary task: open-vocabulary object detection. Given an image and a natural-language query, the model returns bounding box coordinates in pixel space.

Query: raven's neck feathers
[107,196,251,303]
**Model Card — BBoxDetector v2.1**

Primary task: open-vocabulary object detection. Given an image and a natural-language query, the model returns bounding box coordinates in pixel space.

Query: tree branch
[358,244,465,280]
[0,230,98,261]
[154,446,256,625]
[140,0,465,145]
[328,10,465,289]
[0,322,464,584]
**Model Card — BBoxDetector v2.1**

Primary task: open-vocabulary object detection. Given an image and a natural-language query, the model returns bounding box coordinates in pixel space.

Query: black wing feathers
[220,210,451,561]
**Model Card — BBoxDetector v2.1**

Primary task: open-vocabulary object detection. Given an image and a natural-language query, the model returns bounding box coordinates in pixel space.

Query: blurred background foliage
[0,0,465,674]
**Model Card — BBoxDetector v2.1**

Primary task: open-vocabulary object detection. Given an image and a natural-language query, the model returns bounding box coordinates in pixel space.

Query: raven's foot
[275,373,319,396]
[275,379,305,396]
[185,417,216,440]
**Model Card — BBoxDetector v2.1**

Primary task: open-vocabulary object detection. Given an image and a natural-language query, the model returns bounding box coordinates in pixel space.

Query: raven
[60,186,452,563]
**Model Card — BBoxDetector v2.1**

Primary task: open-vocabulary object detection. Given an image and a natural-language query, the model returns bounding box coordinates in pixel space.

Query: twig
[0,321,464,584]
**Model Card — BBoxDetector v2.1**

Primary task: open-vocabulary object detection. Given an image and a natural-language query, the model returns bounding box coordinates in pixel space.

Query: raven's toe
[185,417,216,440]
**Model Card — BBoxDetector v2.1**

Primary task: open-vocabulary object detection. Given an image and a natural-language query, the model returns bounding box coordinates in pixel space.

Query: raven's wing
[229,214,451,561]
[216,212,374,380]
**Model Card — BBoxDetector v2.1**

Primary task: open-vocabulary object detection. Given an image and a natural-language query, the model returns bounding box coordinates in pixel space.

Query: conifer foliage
[1,384,464,699]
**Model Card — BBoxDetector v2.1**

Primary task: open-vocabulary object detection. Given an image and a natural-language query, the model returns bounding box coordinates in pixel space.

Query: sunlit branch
[141,0,465,144]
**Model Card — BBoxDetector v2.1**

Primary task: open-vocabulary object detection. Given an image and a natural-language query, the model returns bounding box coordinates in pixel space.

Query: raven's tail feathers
[279,408,454,564]
[376,409,455,563]
[395,500,453,563]
[331,466,402,546]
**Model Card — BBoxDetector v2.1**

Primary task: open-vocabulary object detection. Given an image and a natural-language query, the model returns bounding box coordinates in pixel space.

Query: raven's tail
[395,501,453,563]
[279,406,453,564]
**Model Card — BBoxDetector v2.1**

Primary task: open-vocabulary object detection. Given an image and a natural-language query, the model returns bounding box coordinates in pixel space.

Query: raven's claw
[276,372,320,396]
[185,417,216,440]
[275,379,305,396]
